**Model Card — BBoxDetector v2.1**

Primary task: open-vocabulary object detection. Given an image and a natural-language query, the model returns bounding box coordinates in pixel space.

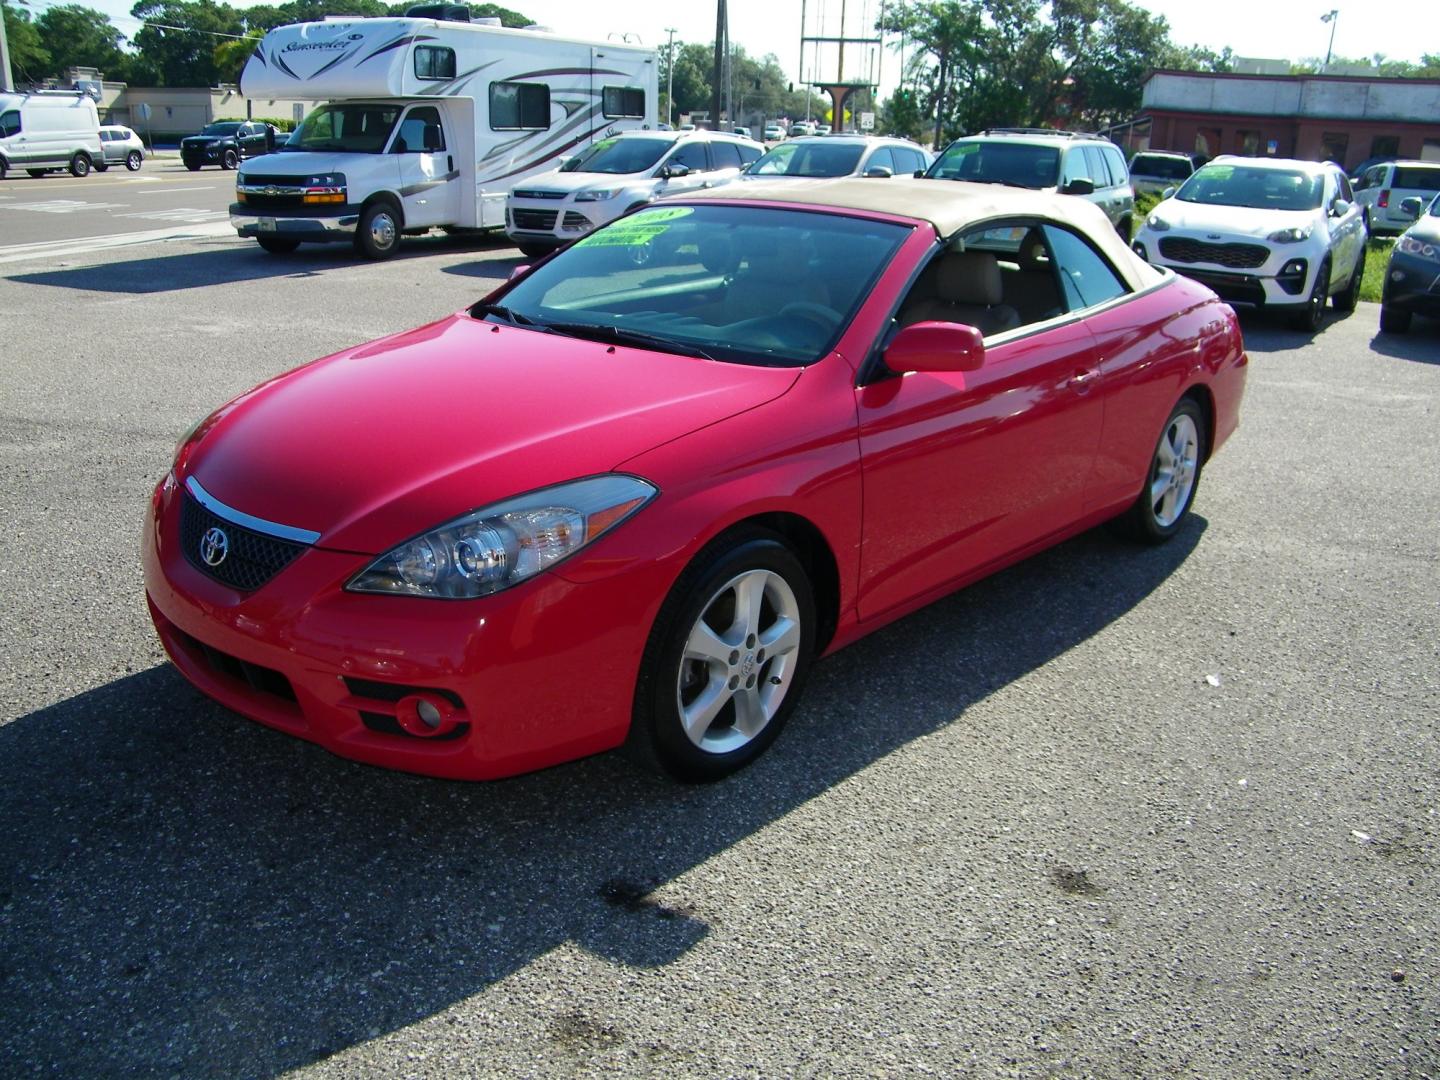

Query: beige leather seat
[900,251,1020,336]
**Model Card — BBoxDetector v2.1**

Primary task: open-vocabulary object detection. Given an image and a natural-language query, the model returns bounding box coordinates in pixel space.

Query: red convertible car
[143,179,1247,781]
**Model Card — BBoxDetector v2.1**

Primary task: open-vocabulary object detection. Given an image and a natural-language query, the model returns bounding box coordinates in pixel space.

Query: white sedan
[1131,156,1367,333]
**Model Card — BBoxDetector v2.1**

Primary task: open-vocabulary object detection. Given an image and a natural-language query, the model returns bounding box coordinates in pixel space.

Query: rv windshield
[560,137,672,175]
[284,104,401,154]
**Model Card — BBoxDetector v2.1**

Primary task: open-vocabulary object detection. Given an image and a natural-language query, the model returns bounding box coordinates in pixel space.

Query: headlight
[302,173,347,205]
[347,474,657,599]
[574,188,622,202]
[1267,226,1312,243]
[1397,234,1440,262]
[1146,213,1171,232]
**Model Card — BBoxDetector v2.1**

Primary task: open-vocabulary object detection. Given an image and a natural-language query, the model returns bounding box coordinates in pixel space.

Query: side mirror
[913,168,926,178]
[1329,198,1352,218]
[1399,196,1424,220]
[1161,186,1177,200]
[1060,177,1095,195]
[423,124,442,151]
[863,165,894,178]
[884,321,986,375]
[659,163,690,179]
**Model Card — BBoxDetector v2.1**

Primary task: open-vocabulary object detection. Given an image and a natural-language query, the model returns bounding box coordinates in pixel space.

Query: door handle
[1069,368,1099,391]
[448,155,453,172]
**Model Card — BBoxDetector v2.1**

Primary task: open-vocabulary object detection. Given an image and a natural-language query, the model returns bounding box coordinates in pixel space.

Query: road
[0,229,1436,1077]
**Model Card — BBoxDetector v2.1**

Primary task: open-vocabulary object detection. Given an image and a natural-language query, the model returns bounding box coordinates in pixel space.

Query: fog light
[395,693,460,738]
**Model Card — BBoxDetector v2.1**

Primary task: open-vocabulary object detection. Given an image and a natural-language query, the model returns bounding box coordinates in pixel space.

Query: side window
[1060,148,1090,187]
[1336,172,1354,202]
[1082,145,1113,187]
[1103,146,1128,186]
[490,82,550,130]
[894,147,923,174]
[710,141,743,169]
[866,147,895,174]
[737,142,762,166]
[415,46,456,80]
[394,105,444,153]
[668,141,709,172]
[601,86,645,119]
[1043,225,1128,310]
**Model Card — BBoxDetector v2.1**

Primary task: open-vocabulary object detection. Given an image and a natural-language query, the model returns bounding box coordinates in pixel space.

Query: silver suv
[740,134,931,181]
[924,128,1135,237]
[97,125,145,171]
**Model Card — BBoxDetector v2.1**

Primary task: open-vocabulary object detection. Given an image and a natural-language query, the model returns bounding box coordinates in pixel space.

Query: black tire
[1119,397,1207,545]
[95,161,110,171]
[1332,245,1364,312]
[354,201,401,260]
[628,530,816,781]
[185,163,201,171]
[26,169,49,178]
[516,242,555,259]
[1116,216,1132,242]
[0,158,7,180]
[125,151,143,171]
[1288,260,1329,333]
[1379,303,1412,334]
[221,148,239,170]
[68,152,91,177]
[256,235,301,254]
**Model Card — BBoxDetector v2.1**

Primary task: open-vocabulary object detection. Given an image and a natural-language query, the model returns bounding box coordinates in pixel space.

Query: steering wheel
[777,302,841,335]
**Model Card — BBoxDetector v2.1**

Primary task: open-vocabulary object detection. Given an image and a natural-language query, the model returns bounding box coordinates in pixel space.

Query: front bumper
[142,471,667,780]
[181,144,227,166]
[1133,231,1315,309]
[1382,252,1440,316]
[504,199,605,246]
[231,204,359,242]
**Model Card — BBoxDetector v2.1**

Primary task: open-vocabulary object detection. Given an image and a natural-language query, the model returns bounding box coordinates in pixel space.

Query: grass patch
[1360,236,1395,304]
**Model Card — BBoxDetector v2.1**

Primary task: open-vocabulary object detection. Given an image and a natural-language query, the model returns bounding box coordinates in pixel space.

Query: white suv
[1353,160,1440,235]
[1132,156,1367,333]
[505,131,761,256]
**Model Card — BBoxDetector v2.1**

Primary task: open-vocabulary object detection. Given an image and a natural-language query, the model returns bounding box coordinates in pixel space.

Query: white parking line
[0,199,129,214]
[115,208,229,223]
[0,221,236,264]
[130,186,213,195]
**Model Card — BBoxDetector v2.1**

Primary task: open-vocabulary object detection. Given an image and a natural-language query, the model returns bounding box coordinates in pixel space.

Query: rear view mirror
[884,321,986,374]
[1399,196,1424,220]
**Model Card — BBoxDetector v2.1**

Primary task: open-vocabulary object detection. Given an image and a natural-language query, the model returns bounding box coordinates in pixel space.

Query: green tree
[34,4,127,80]
[212,26,259,81]
[129,0,245,86]
[2,0,52,83]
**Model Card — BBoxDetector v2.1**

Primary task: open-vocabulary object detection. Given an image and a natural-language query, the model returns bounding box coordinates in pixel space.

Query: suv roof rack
[978,127,1103,140]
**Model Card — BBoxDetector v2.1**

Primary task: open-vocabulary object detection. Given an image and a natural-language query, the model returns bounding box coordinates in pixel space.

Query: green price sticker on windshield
[577,205,694,247]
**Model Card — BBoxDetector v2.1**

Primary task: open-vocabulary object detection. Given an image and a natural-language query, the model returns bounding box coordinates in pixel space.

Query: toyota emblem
[200,526,230,567]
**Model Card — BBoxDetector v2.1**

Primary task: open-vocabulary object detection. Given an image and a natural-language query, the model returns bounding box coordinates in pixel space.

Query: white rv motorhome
[233,12,657,258]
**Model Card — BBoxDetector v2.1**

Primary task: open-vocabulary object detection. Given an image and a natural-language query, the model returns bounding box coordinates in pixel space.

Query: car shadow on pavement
[0,519,1204,1077]
[1368,323,1440,362]
[5,234,522,295]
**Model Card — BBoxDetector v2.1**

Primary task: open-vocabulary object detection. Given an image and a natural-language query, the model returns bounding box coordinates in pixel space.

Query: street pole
[711,0,725,132]
[664,27,676,127]
[1321,9,1338,72]
[1,1,16,94]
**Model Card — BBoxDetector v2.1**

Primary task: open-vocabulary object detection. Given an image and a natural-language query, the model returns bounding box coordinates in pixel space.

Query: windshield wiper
[542,321,717,361]
[472,302,548,329]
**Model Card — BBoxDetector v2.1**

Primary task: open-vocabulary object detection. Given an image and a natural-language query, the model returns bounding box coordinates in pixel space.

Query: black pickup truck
[180,121,279,171]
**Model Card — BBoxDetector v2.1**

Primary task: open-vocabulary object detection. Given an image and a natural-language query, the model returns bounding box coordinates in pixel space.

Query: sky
[33,0,1436,96]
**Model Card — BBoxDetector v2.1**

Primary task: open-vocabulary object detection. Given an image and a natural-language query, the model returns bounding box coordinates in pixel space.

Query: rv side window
[490,82,550,130]
[415,46,456,80]
[602,86,645,119]
[0,111,20,138]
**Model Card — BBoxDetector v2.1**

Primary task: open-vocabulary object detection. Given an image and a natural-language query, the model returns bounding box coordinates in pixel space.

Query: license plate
[259,218,276,232]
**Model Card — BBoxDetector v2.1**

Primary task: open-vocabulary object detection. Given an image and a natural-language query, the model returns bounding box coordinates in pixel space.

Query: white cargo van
[0,90,105,179]
[233,11,657,258]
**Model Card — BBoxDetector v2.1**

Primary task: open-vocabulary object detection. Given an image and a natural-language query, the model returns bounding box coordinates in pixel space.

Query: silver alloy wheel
[368,210,397,251]
[1150,413,1199,527]
[676,568,803,755]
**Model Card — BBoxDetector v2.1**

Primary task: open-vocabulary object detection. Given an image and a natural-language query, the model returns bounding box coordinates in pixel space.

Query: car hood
[1402,216,1440,245]
[1152,199,1317,238]
[184,314,800,554]
[243,151,342,174]
[182,134,229,145]
[512,168,651,195]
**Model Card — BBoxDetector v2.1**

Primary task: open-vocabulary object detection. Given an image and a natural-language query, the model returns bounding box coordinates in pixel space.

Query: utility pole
[1321,9,1339,72]
[1,0,16,94]
[664,26,677,127]
[711,0,726,132]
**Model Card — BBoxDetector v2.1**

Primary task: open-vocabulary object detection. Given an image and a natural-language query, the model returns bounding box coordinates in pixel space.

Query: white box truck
[0,90,105,180]
[233,9,658,258]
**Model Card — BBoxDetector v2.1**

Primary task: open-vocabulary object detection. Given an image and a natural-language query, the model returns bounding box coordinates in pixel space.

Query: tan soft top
[679,176,1162,291]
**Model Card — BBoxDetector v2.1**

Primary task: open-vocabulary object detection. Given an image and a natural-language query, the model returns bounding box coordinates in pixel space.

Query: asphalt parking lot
[0,232,1436,1078]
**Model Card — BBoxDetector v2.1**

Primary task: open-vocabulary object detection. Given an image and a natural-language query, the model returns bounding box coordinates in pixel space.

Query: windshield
[1130,154,1192,180]
[745,142,865,177]
[926,140,1061,188]
[560,137,672,174]
[480,204,911,367]
[200,122,244,136]
[1175,164,1324,210]
[283,103,400,154]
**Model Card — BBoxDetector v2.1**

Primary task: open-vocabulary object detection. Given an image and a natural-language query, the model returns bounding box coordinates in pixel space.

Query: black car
[1380,193,1440,334]
[180,121,277,171]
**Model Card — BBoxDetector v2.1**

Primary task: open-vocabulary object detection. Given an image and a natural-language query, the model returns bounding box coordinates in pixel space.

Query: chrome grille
[180,492,305,592]
[511,208,559,230]
[1160,237,1269,269]
[512,189,566,199]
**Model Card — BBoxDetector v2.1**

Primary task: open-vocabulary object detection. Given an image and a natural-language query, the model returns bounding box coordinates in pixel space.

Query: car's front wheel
[1289,260,1330,333]
[221,148,239,170]
[1121,397,1206,544]
[630,530,815,781]
[1379,303,1412,334]
[256,235,301,254]
[355,202,401,259]
[68,152,91,177]
[516,242,555,259]
[125,151,143,171]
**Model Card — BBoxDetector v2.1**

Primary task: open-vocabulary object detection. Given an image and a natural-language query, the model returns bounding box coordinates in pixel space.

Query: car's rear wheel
[354,202,400,260]
[68,152,91,177]
[1379,303,1412,334]
[221,148,239,170]
[185,163,201,171]
[1121,398,1206,544]
[257,235,301,254]
[125,151,143,171]
[629,530,815,781]
[1333,244,1365,312]
[95,161,109,171]
[1289,260,1329,333]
